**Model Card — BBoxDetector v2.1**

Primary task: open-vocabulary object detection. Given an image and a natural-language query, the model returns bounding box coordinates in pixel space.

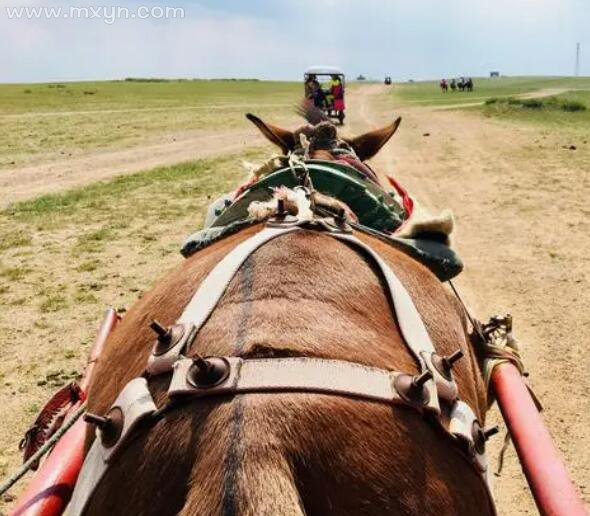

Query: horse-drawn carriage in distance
[304,65,346,124]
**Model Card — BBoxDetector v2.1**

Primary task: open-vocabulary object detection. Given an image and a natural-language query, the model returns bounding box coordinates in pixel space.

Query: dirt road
[347,84,590,514]
[0,129,259,207]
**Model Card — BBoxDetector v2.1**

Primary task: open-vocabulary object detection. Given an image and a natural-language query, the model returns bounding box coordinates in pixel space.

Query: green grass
[0,79,300,168]
[392,76,590,107]
[39,293,68,312]
[75,259,101,272]
[0,264,30,281]
[481,91,590,127]
[0,79,299,115]
[486,95,586,112]
[3,148,263,226]
[0,229,32,250]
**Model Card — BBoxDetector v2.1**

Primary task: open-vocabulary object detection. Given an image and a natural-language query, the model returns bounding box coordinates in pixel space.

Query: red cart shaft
[491,362,587,516]
[11,309,118,516]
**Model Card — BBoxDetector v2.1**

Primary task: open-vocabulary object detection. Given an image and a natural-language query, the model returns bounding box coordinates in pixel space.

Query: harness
[68,215,496,515]
[182,160,464,281]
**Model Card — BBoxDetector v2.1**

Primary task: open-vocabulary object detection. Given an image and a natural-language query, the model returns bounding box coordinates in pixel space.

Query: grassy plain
[480,90,590,129]
[0,80,300,168]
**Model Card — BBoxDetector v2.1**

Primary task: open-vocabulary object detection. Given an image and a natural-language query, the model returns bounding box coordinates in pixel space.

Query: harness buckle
[266,214,300,227]
[146,323,197,376]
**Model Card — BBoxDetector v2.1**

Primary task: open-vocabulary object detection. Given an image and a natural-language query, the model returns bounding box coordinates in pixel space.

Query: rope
[448,280,485,342]
[0,401,87,497]
[494,430,513,477]
[287,146,318,213]
[446,285,543,477]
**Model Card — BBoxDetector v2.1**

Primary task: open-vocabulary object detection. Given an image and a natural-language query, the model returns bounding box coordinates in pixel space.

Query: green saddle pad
[181,160,463,281]
[210,160,405,234]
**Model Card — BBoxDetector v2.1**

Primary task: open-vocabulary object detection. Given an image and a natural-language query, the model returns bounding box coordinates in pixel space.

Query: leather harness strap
[68,220,495,515]
[170,356,419,405]
[329,232,458,404]
[67,378,156,516]
[146,226,301,375]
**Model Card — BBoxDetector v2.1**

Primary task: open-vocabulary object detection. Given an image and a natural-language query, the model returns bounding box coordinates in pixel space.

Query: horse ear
[346,117,402,161]
[246,113,296,154]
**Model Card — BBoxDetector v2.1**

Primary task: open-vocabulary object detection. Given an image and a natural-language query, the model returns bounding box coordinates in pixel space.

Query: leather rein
[68,215,496,515]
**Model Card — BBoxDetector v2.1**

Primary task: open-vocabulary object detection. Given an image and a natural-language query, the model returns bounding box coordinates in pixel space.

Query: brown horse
[83,116,493,515]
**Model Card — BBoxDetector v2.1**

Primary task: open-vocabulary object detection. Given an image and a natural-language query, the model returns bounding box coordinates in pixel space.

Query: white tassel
[397,201,455,245]
[247,186,313,222]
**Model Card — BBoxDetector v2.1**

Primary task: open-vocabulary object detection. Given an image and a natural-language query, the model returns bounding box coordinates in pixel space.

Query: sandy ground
[1,84,588,514]
[0,129,257,206]
[348,84,590,514]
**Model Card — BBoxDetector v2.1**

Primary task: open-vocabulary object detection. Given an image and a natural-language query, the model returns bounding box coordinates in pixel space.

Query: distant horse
[465,78,474,92]
[450,79,457,92]
[439,79,448,92]
[457,78,466,92]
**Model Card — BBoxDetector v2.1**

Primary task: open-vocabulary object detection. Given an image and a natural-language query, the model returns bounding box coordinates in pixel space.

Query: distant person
[331,75,345,112]
[305,74,325,108]
[305,74,320,98]
[330,75,343,99]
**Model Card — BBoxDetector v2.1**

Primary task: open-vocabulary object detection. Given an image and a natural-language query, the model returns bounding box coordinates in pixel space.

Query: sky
[0,0,588,83]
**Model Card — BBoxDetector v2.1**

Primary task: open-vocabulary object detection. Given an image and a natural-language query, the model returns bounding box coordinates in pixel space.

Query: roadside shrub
[124,77,170,82]
[561,100,586,112]
[485,95,587,115]
[520,99,544,109]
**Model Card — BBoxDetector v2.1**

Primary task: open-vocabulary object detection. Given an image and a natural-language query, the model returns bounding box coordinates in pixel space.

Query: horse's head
[245,112,401,184]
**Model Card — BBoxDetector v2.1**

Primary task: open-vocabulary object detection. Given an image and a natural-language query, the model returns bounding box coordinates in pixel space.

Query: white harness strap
[329,232,458,403]
[169,356,425,406]
[178,225,301,326]
[333,233,436,357]
[146,225,301,375]
[68,378,156,516]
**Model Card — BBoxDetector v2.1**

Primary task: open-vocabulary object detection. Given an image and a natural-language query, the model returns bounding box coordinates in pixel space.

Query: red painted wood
[492,362,587,516]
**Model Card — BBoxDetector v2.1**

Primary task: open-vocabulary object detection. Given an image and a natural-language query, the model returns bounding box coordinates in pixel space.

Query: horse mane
[295,98,329,126]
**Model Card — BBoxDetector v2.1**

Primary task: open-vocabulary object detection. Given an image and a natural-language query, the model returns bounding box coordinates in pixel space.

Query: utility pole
[575,42,580,77]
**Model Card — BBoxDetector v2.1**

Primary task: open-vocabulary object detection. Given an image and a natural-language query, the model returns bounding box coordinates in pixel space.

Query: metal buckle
[146,323,197,376]
[266,214,301,227]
